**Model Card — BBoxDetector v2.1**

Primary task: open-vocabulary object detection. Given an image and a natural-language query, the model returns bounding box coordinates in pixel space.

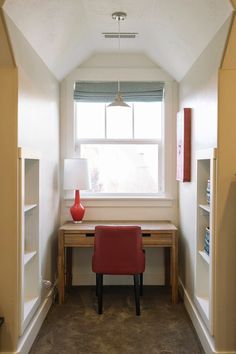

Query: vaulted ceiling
[3,0,233,81]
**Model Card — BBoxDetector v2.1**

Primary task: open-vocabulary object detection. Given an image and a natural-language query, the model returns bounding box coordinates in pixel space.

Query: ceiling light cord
[117,17,121,93]
[107,12,130,108]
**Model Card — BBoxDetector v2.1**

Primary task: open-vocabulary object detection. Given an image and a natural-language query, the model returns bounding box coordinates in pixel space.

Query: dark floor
[30,286,204,354]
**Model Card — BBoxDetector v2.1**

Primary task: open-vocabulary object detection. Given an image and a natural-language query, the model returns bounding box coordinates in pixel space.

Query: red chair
[92,225,145,315]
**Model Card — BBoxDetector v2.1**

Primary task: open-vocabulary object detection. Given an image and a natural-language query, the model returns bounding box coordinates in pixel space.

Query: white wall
[178,17,231,352]
[178,17,230,299]
[60,54,178,285]
[5,14,60,293]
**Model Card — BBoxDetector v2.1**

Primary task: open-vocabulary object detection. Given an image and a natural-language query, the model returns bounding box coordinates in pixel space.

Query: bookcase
[18,148,40,335]
[195,148,216,334]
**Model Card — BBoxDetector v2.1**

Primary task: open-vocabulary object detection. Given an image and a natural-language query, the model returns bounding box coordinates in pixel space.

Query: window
[74,82,164,196]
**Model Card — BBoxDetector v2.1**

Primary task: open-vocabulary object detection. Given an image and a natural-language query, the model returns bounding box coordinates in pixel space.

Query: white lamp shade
[64,158,91,190]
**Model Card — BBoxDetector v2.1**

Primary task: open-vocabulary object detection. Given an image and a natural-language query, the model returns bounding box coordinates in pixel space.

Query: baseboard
[15,289,53,354]
[179,279,236,354]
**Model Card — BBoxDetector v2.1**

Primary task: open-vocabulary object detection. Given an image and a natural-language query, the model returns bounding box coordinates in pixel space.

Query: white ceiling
[3,0,233,81]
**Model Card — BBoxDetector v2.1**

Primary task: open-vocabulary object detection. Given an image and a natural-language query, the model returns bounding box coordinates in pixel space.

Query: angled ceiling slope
[3,0,233,81]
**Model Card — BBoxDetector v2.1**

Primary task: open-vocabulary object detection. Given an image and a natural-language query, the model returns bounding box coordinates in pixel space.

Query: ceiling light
[107,12,130,108]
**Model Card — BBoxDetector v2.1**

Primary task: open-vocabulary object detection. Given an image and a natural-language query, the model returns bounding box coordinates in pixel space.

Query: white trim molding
[0,290,52,354]
[65,196,174,208]
[16,290,53,354]
[61,197,178,225]
[179,279,236,354]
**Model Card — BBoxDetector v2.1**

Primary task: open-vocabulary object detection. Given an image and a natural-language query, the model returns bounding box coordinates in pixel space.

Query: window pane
[134,102,162,139]
[81,144,159,193]
[106,106,133,139]
[75,102,105,139]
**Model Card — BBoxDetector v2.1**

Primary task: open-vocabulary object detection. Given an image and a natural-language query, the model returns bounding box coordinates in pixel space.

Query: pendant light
[107,12,130,108]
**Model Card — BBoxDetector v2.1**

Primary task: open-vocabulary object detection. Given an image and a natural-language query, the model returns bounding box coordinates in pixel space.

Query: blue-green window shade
[73,81,164,103]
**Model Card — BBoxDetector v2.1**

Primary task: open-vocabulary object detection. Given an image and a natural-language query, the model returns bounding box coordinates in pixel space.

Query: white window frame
[61,71,177,202]
[74,101,164,196]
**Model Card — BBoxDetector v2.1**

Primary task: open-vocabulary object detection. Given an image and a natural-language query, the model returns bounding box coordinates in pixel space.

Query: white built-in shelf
[18,148,41,160]
[23,296,39,322]
[19,147,40,335]
[199,250,210,264]
[24,204,37,212]
[195,148,216,335]
[199,204,210,213]
[24,251,37,266]
[195,295,209,319]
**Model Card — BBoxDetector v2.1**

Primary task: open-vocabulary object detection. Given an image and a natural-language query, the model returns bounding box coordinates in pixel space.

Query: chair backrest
[92,225,145,275]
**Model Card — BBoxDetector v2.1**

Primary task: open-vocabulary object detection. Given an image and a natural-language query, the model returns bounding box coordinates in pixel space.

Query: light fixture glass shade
[107,92,130,108]
[64,158,91,190]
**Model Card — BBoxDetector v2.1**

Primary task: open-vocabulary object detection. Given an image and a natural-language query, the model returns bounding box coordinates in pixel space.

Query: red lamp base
[70,190,85,223]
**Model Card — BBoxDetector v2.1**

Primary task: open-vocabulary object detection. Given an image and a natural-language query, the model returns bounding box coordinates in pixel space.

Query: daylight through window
[74,82,164,196]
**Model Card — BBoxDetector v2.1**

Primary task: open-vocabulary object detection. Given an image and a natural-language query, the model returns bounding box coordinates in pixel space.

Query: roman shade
[74,81,164,103]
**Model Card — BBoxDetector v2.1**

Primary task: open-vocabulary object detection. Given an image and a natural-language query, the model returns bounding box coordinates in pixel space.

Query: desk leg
[171,232,179,304]
[66,247,72,288]
[164,248,170,286]
[58,230,65,304]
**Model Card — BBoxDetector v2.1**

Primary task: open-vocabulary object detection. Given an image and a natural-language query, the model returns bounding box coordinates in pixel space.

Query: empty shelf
[195,295,209,319]
[24,296,39,322]
[24,204,37,212]
[24,251,37,265]
[199,250,210,264]
[199,204,210,213]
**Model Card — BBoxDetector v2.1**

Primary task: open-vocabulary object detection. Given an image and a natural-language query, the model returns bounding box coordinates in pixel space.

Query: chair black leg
[97,273,103,314]
[96,273,99,296]
[133,274,141,316]
[140,273,143,296]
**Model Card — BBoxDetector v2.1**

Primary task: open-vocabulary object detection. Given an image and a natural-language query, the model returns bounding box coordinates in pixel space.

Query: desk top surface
[60,220,177,232]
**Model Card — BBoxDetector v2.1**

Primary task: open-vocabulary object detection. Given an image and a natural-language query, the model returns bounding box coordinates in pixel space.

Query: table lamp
[64,158,90,223]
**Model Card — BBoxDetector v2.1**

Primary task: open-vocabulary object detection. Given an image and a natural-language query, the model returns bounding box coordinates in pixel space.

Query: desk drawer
[143,233,173,246]
[64,234,94,247]
[64,232,174,247]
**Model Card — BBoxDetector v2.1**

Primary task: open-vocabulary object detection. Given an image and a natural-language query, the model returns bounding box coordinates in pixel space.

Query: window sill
[64,195,174,208]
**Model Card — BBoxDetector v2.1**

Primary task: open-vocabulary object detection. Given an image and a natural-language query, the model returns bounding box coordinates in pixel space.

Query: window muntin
[75,101,163,195]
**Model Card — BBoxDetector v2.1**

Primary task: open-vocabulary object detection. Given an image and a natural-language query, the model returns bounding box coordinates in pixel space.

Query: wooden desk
[58,221,178,305]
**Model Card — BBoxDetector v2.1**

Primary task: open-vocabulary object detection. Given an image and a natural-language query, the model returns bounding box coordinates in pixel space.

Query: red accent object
[176,107,191,182]
[70,190,85,222]
[92,225,145,315]
[92,226,145,275]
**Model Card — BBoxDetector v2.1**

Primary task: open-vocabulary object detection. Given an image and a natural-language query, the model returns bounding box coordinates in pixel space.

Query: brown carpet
[30,286,204,354]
